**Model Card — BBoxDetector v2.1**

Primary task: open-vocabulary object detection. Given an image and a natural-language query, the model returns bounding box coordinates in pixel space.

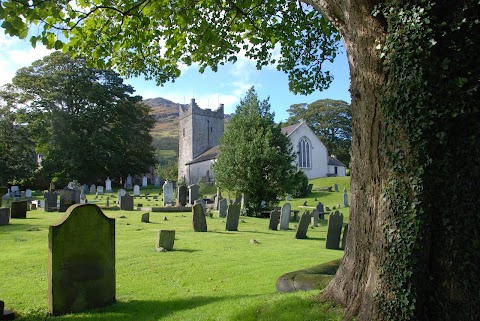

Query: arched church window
[298,138,311,168]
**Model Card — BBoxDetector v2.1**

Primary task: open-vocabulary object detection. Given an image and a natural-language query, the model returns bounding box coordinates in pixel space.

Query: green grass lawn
[1,177,350,321]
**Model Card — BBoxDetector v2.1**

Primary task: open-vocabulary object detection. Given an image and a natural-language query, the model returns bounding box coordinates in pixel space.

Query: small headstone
[280,203,291,230]
[106,197,110,207]
[334,184,339,192]
[10,186,19,198]
[343,188,349,207]
[268,209,280,230]
[341,223,349,250]
[97,186,104,195]
[302,200,307,206]
[316,202,325,219]
[218,198,227,218]
[177,185,187,206]
[0,208,10,225]
[163,181,174,206]
[89,184,96,194]
[163,216,168,221]
[156,230,175,251]
[141,212,150,223]
[188,184,200,205]
[133,185,140,197]
[286,194,292,201]
[10,200,27,218]
[120,194,134,211]
[192,203,207,232]
[25,188,33,199]
[311,209,320,227]
[225,203,241,231]
[153,195,158,200]
[81,184,89,195]
[214,187,222,209]
[59,189,77,212]
[44,191,58,212]
[105,178,112,192]
[295,211,312,239]
[142,176,148,187]
[326,211,344,249]
[48,204,115,315]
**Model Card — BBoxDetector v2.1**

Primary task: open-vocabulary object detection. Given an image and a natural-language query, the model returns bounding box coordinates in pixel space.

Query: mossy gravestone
[225,203,241,231]
[48,204,115,316]
[325,211,344,249]
[192,203,207,232]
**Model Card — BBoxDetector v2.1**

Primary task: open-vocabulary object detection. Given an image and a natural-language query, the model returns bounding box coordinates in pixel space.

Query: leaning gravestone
[120,194,134,211]
[325,211,344,249]
[156,230,175,252]
[280,203,291,230]
[192,203,207,232]
[311,209,320,227]
[218,198,227,218]
[177,185,188,206]
[295,211,312,239]
[268,208,280,230]
[188,184,199,205]
[48,204,115,316]
[59,189,77,212]
[141,212,150,223]
[341,223,349,250]
[163,181,174,206]
[44,191,58,212]
[225,203,241,231]
[133,185,140,197]
[0,208,10,225]
[10,200,27,219]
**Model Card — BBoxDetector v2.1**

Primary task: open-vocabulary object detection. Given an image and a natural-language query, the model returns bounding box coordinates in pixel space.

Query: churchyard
[0,176,349,321]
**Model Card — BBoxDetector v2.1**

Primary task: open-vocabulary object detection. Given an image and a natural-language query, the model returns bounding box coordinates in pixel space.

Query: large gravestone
[325,211,344,249]
[120,194,134,211]
[10,200,27,219]
[225,203,241,231]
[133,185,140,197]
[48,204,115,315]
[163,181,174,206]
[177,185,188,206]
[188,184,199,205]
[105,178,112,192]
[268,208,280,230]
[311,209,320,227]
[341,223,349,250]
[218,198,227,218]
[295,211,312,239]
[44,191,58,212]
[156,230,175,252]
[0,208,10,225]
[280,203,291,230]
[192,203,207,232]
[59,189,77,212]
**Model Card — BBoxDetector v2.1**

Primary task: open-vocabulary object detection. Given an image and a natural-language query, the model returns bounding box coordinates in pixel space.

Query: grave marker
[188,184,199,205]
[142,176,148,187]
[156,230,175,251]
[341,223,349,250]
[97,186,104,195]
[280,203,291,230]
[44,191,58,212]
[311,209,320,227]
[163,181,174,206]
[295,211,312,239]
[192,203,207,232]
[59,189,77,212]
[269,208,280,230]
[125,175,133,190]
[326,211,344,249]
[10,200,27,218]
[48,204,115,315]
[218,198,227,218]
[225,203,241,231]
[141,212,150,223]
[0,208,10,225]
[105,178,112,192]
[343,188,349,207]
[120,194,134,211]
[177,185,187,206]
[133,185,140,197]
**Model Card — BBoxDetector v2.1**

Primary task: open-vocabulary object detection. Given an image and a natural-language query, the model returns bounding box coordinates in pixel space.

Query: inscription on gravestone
[295,211,312,239]
[326,211,344,249]
[225,203,241,231]
[48,204,115,315]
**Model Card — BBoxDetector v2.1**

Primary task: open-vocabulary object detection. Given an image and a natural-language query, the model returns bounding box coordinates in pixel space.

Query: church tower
[178,98,224,184]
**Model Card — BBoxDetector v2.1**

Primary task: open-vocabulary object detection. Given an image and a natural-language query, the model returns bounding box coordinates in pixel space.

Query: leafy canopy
[213,87,303,215]
[0,0,340,95]
[286,99,351,165]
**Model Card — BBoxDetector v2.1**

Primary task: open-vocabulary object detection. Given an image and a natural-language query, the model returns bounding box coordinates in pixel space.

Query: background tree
[213,87,300,215]
[3,52,156,186]
[286,99,351,165]
[1,1,478,320]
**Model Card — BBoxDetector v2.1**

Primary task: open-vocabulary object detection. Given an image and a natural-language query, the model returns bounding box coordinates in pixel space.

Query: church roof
[281,121,303,136]
[186,145,221,165]
[328,156,345,167]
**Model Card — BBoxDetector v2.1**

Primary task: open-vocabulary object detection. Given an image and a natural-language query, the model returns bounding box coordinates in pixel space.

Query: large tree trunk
[308,0,480,320]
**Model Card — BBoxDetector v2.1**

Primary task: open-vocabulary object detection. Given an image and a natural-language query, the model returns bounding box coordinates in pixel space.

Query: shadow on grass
[302,237,326,241]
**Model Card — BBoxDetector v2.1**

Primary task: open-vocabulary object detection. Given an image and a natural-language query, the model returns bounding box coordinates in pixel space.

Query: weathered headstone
[44,191,58,212]
[106,197,110,207]
[133,185,140,197]
[81,184,89,195]
[311,209,320,227]
[25,189,32,199]
[0,208,10,225]
[97,186,104,195]
[326,211,344,249]
[177,185,187,206]
[343,188,349,207]
[10,186,20,198]
[125,175,133,190]
[163,181,174,206]
[218,198,227,218]
[156,230,175,251]
[316,201,325,219]
[11,200,27,218]
[280,203,291,230]
[59,189,77,212]
[142,176,148,187]
[188,184,199,205]
[120,194,134,211]
[48,204,115,316]
[105,178,112,192]
[341,223,349,250]
[268,208,280,230]
[154,176,161,187]
[141,212,150,223]
[192,203,207,232]
[117,189,126,204]
[225,203,241,231]
[194,198,206,213]
[334,184,339,192]
[89,184,96,194]
[295,211,312,239]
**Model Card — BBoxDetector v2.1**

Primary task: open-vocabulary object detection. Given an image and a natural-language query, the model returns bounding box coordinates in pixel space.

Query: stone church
[178,99,346,185]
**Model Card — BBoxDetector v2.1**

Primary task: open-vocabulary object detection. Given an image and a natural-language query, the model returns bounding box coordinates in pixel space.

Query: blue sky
[0,33,351,123]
